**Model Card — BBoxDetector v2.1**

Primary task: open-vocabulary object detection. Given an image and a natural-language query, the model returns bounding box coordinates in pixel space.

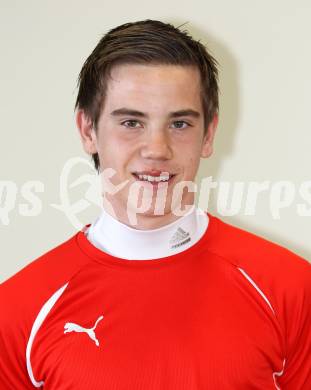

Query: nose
[140,130,173,161]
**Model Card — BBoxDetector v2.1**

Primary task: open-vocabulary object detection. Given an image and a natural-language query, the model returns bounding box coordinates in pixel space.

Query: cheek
[97,142,133,178]
[183,155,201,177]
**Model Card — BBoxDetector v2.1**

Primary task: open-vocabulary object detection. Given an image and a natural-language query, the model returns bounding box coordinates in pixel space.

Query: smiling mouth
[132,172,176,185]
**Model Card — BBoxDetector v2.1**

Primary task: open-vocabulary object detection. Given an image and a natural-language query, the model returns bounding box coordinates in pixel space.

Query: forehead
[104,63,203,112]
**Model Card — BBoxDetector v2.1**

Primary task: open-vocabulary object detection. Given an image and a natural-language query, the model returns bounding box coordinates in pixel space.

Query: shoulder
[0,228,94,387]
[206,213,311,327]
[0,230,94,342]
[206,213,310,282]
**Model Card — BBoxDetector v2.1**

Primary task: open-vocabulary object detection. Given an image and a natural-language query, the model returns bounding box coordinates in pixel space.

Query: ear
[76,109,98,154]
[201,114,218,158]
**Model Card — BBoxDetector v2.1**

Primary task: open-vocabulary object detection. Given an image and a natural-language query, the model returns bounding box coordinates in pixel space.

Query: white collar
[86,206,209,260]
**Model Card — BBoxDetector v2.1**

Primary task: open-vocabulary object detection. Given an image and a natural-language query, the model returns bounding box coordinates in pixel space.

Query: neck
[110,207,196,231]
[86,206,209,260]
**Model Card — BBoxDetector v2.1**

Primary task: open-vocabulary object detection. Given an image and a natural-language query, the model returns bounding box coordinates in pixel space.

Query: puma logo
[64,315,104,347]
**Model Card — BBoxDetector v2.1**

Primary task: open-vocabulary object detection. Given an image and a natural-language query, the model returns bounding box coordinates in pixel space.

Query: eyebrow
[110,107,201,119]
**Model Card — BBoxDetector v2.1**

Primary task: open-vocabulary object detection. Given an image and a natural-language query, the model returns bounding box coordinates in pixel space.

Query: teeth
[137,174,170,182]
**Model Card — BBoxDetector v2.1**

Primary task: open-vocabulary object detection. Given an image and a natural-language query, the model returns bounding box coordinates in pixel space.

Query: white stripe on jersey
[237,266,275,315]
[237,266,286,389]
[26,283,69,387]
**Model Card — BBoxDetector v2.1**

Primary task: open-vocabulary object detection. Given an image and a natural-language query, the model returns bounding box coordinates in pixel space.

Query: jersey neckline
[75,211,219,269]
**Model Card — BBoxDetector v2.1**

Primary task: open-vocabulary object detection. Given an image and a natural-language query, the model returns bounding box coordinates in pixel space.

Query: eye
[171,120,191,129]
[121,120,142,128]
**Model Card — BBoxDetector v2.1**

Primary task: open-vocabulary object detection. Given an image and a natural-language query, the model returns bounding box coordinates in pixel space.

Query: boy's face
[77,63,217,224]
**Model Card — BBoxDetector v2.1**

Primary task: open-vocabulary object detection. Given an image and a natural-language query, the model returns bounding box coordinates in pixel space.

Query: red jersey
[0,213,310,389]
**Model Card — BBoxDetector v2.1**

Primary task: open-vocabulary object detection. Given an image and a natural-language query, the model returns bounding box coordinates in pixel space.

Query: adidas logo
[169,227,191,249]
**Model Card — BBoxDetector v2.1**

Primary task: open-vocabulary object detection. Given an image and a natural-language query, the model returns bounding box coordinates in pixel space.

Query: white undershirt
[85,206,209,260]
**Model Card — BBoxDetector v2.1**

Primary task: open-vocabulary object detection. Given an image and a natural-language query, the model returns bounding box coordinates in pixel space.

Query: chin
[126,200,173,218]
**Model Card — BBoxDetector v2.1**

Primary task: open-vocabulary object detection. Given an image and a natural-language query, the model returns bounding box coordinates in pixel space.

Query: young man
[0,20,310,389]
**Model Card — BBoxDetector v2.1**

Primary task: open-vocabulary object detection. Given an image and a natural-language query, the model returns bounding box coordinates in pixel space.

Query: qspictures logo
[1,156,311,229]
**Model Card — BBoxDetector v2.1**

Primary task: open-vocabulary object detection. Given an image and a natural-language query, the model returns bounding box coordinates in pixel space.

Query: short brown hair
[74,19,219,172]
